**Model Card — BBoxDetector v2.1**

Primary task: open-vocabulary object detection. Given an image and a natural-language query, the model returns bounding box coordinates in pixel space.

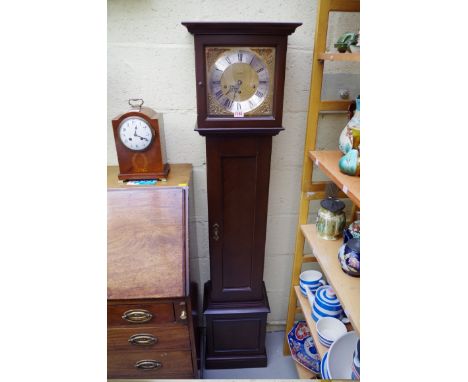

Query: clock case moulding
[183,22,301,369]
[182,22,301,136]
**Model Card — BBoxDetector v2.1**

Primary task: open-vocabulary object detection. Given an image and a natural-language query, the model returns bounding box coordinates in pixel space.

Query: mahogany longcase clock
[183,22,301,369]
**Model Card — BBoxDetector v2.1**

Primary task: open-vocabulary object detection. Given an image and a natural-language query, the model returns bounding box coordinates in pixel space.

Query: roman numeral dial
[207,47,273,115]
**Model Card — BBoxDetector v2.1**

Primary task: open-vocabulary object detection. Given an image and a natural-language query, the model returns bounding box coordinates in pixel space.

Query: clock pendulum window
[182,22,301,369]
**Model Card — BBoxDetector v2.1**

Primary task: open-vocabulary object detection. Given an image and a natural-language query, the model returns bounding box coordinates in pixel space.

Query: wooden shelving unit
[283,1,360,377]
[301,226,360,333]
[318,52,360,62]
[309,150,360,208]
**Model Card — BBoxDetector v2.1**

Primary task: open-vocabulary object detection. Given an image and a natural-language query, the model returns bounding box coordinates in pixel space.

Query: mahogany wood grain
[107,349,193,379]
[108,325,190,351]
[107,187,186,300]
[206,136,272,302]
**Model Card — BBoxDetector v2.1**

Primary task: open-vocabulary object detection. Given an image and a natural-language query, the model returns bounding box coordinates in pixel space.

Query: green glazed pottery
[316,198,346,240]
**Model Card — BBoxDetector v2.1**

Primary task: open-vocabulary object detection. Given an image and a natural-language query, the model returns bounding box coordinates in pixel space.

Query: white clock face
[118,117,153,151]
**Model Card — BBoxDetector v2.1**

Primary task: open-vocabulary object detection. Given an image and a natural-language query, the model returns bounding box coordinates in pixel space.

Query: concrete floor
[203,331,298,379]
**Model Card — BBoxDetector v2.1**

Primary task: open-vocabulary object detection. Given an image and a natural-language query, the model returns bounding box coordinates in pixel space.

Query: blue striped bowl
[321,351,330,379]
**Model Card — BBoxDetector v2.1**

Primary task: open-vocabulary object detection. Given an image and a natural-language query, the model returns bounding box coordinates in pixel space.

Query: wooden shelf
[295,286,328,359]
[309,150,360,208]
[301,225,360,334]
[318,52,360,62]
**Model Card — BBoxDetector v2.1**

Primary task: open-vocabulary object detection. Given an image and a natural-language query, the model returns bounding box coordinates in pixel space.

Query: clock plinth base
[203,281,270,369]
[118,163,170,180]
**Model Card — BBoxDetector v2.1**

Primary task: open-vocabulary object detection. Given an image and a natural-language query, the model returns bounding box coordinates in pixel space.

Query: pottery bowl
[327,331,359,379]
[316,317,347,348]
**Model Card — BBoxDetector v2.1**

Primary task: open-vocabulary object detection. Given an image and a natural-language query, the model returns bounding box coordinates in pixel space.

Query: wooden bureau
[107,164,199,379]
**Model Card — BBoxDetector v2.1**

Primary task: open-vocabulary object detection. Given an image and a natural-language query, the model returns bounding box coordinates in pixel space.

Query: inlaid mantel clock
[182,22,301,369]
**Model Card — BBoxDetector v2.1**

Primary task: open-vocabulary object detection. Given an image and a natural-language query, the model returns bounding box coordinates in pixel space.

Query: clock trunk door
[206,136,272,302]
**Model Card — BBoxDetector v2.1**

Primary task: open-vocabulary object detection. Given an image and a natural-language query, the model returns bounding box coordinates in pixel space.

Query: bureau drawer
[108,302,175,327]
[107,349,193,379]
[108,325,190,351]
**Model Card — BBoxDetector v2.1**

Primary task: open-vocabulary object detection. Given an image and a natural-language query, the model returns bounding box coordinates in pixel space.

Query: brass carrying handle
[122,309,153,323]
[134,360,162,370]
[212,223,220,241]
[128,333,157,346]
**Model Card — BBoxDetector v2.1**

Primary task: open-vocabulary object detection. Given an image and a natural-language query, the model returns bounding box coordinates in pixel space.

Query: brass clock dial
[206,47,275,117]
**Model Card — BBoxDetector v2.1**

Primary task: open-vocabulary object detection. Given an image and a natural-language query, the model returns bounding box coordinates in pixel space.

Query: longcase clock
[182,22,301,369]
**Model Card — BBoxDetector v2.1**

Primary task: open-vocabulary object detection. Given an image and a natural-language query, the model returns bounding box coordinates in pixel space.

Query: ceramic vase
[339,149,360,176]
[339,96,360,154]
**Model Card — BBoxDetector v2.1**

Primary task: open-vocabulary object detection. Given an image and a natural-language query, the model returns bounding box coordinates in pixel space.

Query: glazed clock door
[206,135,272,302]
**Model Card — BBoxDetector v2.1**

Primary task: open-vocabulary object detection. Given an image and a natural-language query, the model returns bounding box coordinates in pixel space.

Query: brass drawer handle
[128,333,157,346]
[180,309,187,320]
[122,309,152,323]
[135,360,162,370]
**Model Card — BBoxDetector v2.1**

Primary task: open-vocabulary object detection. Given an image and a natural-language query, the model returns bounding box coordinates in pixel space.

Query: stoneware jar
[316,198,346,240]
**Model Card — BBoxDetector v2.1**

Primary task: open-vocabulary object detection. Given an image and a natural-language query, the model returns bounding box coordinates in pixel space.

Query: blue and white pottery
[328,331,359,379]
[287,321,320,374]
[306,285,344,323]
[320,351,330,379]
[318,333,333,347]
[316,317,347,348]
[300,282,322,296]
[300,270,326,289]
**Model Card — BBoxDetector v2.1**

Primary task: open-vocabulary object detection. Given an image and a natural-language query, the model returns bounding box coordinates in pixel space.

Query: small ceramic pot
[316,198,346,240]
[343,220,360,244]
[306,285,346,323]
[339,149,360,176]
[338,238,360,277]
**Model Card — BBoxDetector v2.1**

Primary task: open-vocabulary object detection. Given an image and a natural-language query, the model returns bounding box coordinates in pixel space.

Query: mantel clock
[111,99,169,180]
